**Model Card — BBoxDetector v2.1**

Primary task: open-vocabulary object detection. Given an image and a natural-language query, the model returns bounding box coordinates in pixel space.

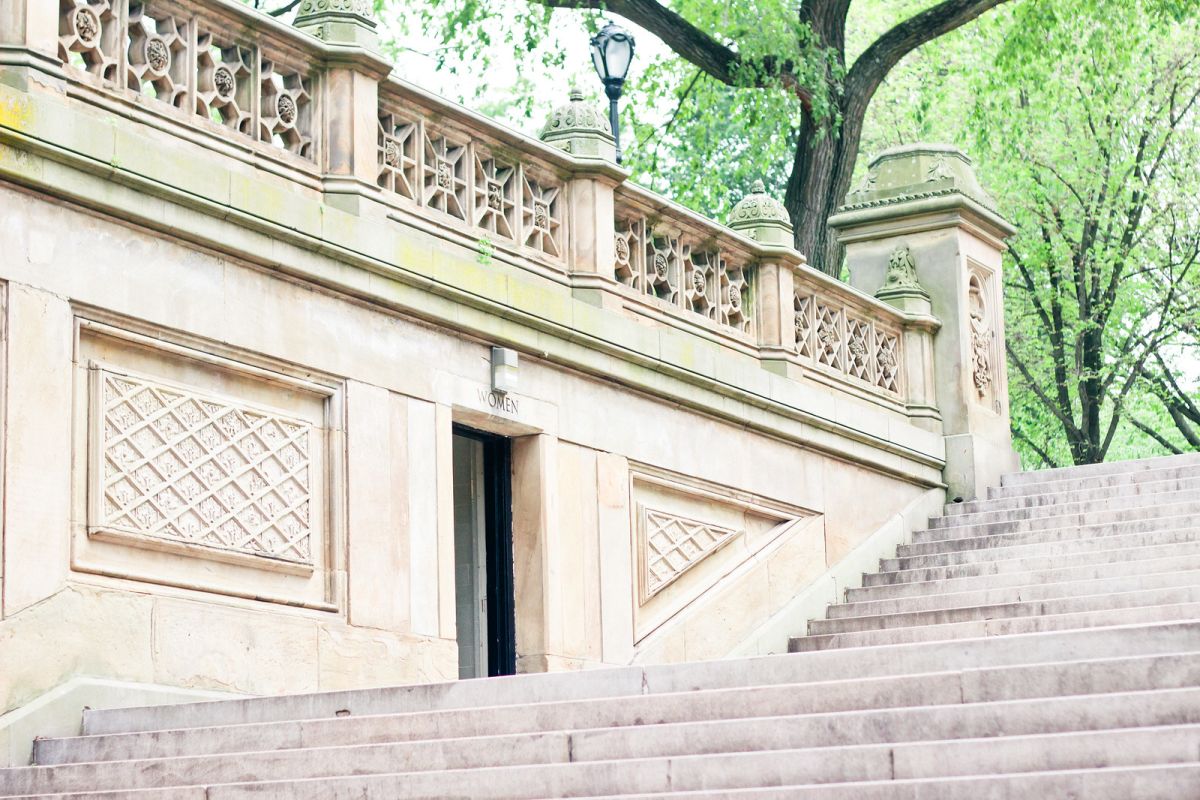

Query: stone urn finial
[539,87,616,161]
[729,179,793,246]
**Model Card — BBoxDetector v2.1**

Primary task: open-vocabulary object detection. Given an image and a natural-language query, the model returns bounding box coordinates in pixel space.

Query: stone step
[946,473,1200,517]
[896,514,1197,558]
[78,621,1200,738]
[34,653,1200,767]
[931,486,1200,529]
[999,453,1200,488]
[579,763,1200,800]
[883,527,1200,571]
[846,556,1200,604]
[838,575,1200,620]
[11,725,1199,798]
[989,460,1200,500]
[827,580,1200,628]
[869,538,1200,587]
[913,499,1200,543]
[794,601,1200,652]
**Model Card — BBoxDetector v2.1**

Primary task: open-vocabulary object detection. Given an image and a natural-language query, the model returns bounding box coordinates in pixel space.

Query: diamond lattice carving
[641,507,739,602]
[794,294,814,357]
[94,369,313,563]
[876,331,901,394]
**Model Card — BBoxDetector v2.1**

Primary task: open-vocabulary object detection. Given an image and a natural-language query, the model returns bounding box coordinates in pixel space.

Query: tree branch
[268,0,301,16]
[1129,416,1184,454]
[846,0,1010,102]
[1012,427,1060,470]
[534,0,805,95]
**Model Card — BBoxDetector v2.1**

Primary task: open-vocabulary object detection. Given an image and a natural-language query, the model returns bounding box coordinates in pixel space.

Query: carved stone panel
[640,507,739,603]
[91,367,314,564]
[968,266,998,409]
[630,465,816,642]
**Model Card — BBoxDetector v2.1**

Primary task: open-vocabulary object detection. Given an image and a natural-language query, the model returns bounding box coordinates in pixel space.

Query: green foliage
[861,0,1200,466]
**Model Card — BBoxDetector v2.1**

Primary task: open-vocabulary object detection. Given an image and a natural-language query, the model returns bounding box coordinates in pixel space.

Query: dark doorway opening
[451,425,516,677]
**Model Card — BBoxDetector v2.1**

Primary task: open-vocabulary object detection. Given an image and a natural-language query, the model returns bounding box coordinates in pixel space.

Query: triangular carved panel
[640,506,740,603]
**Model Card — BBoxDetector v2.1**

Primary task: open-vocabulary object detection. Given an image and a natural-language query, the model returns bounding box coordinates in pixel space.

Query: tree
[408,0,1013,273]
[970,1,1200,465]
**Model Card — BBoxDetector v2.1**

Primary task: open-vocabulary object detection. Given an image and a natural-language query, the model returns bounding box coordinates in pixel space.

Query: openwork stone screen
[614,216,752,335]
[795,291,903,396]
[57,0,315,160]
[92,368,314,564]
[378,94,565,262]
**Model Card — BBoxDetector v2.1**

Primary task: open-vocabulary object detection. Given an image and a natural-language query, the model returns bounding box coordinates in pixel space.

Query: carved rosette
[197,36,252,135]
[473,151,517,240]
[123,6,188,105]
[59,0,119,82]
[876,333,901,393]
[378,113,419,199]
[259,64,312,158]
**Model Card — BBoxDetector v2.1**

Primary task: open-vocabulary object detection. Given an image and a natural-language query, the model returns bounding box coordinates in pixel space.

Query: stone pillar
[828,144,1019,500]
[728,181,806,372]
[538,89,625,285]
[293,0,391,214]
[0,0,63,80]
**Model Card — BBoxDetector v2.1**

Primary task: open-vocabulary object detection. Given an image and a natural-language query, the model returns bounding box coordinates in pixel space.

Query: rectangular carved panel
[641,506,739,603]
[92,367,313,564]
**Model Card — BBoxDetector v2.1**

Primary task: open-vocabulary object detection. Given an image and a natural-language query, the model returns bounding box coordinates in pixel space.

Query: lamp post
[589,20,635,164]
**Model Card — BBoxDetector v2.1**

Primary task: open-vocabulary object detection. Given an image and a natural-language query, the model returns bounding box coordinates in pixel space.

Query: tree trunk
[785,94,869,276]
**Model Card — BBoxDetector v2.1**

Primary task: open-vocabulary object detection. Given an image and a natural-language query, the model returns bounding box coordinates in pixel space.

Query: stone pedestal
[539,88,625,299]
[729,181,806,374]
[829,144,1020,500]
[293,0,391,214]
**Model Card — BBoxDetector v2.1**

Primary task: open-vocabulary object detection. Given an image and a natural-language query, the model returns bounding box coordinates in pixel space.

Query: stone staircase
[3,455,1200,798]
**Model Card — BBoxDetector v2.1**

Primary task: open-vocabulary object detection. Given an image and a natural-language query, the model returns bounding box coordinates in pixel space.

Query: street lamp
[589,20,635,164]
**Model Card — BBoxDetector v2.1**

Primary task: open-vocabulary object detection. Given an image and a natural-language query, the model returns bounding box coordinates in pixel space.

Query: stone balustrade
[29,0,942,420]
[56,0,325,167]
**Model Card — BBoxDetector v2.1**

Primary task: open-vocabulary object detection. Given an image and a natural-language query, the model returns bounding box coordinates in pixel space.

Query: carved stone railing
[612,184,755,339]
[57,0,323,168]
[377,79,570,269]
[23,0,939,420]
[793,281,904,398]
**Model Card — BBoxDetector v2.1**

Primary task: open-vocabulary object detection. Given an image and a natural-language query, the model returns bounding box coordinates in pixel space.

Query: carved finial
[293,0,378,47]
[876,244,930,303]
[539,86,615,160]
[729,179,792,245]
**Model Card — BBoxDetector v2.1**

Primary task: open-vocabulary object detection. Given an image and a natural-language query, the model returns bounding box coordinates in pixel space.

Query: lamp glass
[590,21,635,84]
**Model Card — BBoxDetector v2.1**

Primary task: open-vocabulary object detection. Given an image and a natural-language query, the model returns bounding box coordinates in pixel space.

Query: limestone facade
[0,0,1014,762]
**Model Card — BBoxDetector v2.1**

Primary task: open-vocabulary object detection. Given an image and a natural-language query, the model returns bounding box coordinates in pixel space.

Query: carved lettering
[477,388,519,415]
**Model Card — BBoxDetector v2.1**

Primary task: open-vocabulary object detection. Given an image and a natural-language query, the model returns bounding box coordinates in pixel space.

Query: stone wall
[0,0,1012,763]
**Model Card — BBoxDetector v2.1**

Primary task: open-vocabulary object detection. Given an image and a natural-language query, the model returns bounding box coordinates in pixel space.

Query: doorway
[451,425,516,678]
